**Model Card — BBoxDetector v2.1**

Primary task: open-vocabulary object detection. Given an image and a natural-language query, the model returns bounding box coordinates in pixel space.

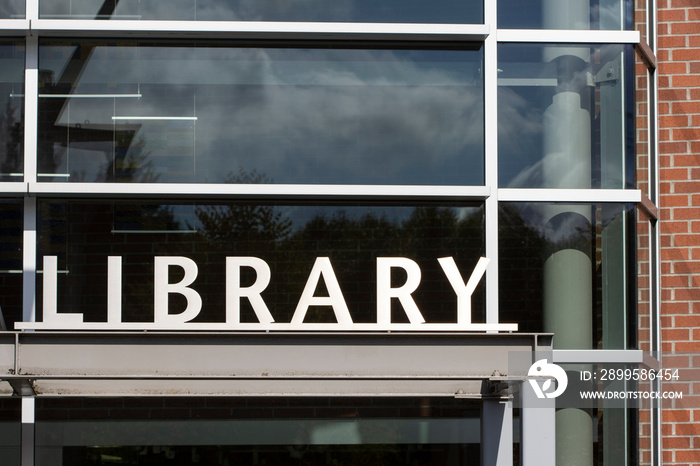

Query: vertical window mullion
[26,0,38,20]
[23,36,37,183]
[484,0,499,327]
[22,34,39,324]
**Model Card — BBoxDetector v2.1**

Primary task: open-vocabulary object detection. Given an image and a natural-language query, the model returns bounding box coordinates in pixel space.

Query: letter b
[154,257,202,325]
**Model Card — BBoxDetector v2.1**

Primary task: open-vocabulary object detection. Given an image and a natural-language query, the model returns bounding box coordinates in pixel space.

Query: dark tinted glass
[36,200,485,325]
[40,0,483,23]
[499,202,635,349]
[0,40,24,180]
[498,0,631,30]
[0,399,20,465]
[0,202,22,330]
[36,398,480,466]
[0,0,23,18]
[38,41,484,185]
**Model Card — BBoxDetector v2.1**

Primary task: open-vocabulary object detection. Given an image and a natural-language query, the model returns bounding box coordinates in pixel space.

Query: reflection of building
[0,0,676,465]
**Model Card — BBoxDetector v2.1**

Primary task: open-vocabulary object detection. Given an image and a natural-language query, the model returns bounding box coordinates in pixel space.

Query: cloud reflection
[42,44,484,185]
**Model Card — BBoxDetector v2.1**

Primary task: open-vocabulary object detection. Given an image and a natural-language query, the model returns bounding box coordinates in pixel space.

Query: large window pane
[0,40,24,180]
[0,201,22,330]
[499,202,635,349]
[38,41,484,185]
[36,397,480,466]
[0,0,24,18]
[0,399,20,466]
[39,0,482,23]
[498,0,631,30]
[35,200,485,326]
[498,43,634,189]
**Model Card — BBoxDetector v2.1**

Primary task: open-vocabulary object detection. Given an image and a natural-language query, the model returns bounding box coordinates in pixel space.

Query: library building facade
[0,0,679,465]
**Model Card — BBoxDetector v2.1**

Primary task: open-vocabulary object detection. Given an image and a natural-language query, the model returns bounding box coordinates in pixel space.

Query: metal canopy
[0,332,551,397]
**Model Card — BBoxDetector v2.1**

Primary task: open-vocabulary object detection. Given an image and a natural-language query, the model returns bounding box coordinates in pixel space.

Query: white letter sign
[291,257,353,326]
[226,257,275,325]
[42,256,84,327]
[438,256,490,325]
[376,257,425,325]
[154,256,202,324]
[17,255,518,332]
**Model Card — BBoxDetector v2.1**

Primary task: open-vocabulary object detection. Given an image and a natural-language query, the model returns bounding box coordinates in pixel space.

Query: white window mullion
[484,0,500,328]
[23,36,38,184]
[26,0,38,20]
[21,397,35,465]
[22,29,39,324]
[22,198,37,324]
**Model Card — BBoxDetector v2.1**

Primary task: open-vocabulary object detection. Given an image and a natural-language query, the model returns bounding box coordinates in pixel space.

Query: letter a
[291,257,353,326]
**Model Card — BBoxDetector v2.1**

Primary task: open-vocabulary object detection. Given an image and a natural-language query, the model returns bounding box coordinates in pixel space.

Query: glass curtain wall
[37,42,484,185]
[0,0,658,464]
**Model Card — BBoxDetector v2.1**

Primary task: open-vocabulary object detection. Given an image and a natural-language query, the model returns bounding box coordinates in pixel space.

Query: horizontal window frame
[497,29,640,44]
[3,23,643,44]
[497,188,643,204]
[0,19,29,34]
[5,182,491,201]
[0,183,654,209]
[0,183,27,195]
[13,20,492,42]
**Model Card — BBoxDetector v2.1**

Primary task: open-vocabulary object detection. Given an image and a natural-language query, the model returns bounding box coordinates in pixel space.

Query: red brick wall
[657,0,700,464]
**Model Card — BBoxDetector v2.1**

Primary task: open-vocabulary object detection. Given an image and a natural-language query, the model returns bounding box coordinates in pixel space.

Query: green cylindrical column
[541,3,594,461]
[555,408,594,465]
[543,248,592,350]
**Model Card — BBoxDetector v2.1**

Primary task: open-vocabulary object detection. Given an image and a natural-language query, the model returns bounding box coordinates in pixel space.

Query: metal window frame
[20,182,493,200]
[1,6,651,344]
[30,19,491,41]
[497,29,640,43]
[0,2,661,465]
[2,0,656,375]
[0,19,30,34]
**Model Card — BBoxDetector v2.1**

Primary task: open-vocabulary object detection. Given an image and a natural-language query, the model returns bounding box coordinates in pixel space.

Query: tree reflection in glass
[37,198,485,326]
